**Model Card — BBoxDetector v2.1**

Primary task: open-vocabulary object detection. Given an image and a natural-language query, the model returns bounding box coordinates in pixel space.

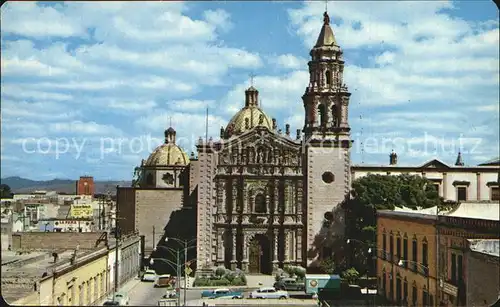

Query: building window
[422,238,429,275]
[254,193,266,213]
[412,284,418,306]
[412,236,418,272]
[396,235,402,262]
[389,232,394,262]
[457,186,467,201]
[403,278,408,304]
[318,104,327,125]
[325,70,332,86]
[491,187,500,201]
[403,235,408,268]
[79,284,84,305]
[457,254,463,281]
[451,253,457,283]
[382,230,387,260]
[93,277,98,303]
[86,280,91,305]
[382,271,386,296]
[396,276,402,304]
[423,288,428,307]
[68,286,73,306]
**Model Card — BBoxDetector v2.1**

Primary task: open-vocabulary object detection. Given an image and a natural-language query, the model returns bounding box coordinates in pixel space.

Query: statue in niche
[257,148,264,163]
[248,148,254,163]
[278,150,283,164]
[267,148,273,163]
[259,114,264,125]
[232,151,238,164]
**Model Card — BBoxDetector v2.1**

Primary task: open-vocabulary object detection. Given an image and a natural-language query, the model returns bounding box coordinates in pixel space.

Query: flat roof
[1,249,88,303]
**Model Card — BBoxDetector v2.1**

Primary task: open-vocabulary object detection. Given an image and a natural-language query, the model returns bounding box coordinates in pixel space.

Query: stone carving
[259,114,264,125]
[162,172,174,185]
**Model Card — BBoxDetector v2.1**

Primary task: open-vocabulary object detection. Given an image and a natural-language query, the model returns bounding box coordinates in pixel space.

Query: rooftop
[388,201,500,221]
[468,239,500,257]
[1,249,88,303]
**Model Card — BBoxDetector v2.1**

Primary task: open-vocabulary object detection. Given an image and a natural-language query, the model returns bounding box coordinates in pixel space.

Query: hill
[0,176,131,195]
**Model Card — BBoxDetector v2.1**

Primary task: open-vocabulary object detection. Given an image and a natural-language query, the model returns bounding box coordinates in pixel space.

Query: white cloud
[203,9,233,32]
[270,54,307,70]
[48,121,123,136]
[167,100,214,113]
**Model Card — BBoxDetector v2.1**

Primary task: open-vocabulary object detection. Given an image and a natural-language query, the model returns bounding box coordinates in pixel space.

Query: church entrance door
[248,234,271,274]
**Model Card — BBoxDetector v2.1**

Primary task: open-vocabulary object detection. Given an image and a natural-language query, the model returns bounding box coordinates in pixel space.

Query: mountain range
[0,176,131,195]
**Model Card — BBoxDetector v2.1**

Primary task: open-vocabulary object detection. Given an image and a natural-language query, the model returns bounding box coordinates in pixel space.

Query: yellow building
[4,232,141,306]
[377,210,438,306]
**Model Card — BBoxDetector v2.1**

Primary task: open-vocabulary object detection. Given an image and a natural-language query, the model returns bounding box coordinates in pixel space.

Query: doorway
[248,234,271,274]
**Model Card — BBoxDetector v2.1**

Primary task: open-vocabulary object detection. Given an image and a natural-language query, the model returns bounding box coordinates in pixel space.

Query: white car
[249,287,289,299]
[113,292,129,305]
[141,269,157,282]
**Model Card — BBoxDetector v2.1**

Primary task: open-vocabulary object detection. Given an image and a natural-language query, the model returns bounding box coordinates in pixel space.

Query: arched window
[325,70,332,86]
[331,104,338,126]
[318,104,326,126]
[254,194,266,213]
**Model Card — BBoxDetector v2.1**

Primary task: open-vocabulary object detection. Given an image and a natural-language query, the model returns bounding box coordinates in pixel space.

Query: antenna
[325,0,328,12]
[205,106,209,143]
[169,116,172,127]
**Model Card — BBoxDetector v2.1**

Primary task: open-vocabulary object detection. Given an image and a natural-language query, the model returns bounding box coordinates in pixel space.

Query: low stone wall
[11,232,108,250]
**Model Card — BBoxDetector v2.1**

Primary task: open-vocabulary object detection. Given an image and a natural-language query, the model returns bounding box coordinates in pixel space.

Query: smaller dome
[145,144,190,166]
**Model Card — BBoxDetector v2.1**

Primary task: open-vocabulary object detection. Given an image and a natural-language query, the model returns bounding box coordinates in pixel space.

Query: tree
[319,257,336,274]
[345,174,457,273]
[0,184,13,198]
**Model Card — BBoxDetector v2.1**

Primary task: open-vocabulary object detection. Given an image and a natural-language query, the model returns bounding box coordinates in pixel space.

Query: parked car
[102,300,120,306]
[274,277,305,291]
[141,269,157,282]
[154,274,173,288]
[112,292,129,305]
[162,289,177,299]
[249,287,289,299]
[201,288,244,299]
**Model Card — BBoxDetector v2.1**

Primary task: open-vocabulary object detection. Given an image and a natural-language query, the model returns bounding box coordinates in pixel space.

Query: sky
[1,1,499,181]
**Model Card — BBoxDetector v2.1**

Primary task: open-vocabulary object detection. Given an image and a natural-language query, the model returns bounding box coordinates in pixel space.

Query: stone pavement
[245,274,275,288]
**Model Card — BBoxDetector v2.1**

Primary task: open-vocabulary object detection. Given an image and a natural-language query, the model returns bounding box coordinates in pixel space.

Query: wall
[116,187,136,235]
[466,250,500,306]
[135,189,183,252]
[52,250,108,306]
[11,232,107,250]
[119,237,141,285]
[377,212,438,306]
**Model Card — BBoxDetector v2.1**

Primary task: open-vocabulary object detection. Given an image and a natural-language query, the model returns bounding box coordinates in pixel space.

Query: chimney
[272,118,277,130]
[389,150,398,165]
[285,124,290,136]
[245,87,259,107]
[296,129,301,140]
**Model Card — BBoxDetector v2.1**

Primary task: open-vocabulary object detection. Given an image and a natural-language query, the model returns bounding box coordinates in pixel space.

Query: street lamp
[150,254,181,306]
[398,260,431,307]
[164,237,196,306]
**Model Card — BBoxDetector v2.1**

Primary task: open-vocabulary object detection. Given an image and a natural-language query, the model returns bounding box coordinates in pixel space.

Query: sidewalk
[97,277,142,305]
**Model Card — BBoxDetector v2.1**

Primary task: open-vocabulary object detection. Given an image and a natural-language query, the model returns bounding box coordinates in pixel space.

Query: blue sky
[1,1,499,181]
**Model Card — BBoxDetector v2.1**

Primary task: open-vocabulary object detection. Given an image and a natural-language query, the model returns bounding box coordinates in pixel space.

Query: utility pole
[114,226,120,296]
[184,241,188,306]
[176,249,181,307]
[153,226,155,250]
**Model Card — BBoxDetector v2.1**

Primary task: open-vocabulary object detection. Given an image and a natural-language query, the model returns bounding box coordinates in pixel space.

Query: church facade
[194,11,351,273]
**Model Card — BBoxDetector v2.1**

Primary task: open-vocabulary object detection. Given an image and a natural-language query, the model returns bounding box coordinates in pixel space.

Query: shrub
[342,267,360,285]
[240,275,247,284]
[211,278,230,286]
[193,278,210,287]
[283,265,295,277]
[293,266,306,279]
[225,273,236,283]
[215,267,226,278]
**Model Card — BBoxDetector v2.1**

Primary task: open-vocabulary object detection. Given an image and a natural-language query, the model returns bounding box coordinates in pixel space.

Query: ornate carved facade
[194,11,353,273]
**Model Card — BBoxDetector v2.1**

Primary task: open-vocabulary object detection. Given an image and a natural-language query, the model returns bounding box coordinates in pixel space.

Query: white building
[352,154,499,202]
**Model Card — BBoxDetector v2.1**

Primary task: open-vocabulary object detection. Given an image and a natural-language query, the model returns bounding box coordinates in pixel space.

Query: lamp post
[161,237,197,306]
[398,260,430,307]
[150,238,196,306]
[150,254,181,306]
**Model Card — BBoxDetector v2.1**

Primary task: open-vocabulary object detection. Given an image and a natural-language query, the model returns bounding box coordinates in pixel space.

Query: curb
[182,286,259,290]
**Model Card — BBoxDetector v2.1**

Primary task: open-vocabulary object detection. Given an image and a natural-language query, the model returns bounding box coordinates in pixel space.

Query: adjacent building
[352,155,499,202]
[376,202,499,306]
[3,231,140,306]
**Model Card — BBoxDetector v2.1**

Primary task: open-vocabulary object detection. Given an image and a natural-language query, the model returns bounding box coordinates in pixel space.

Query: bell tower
[302,11,352,267]
[303,11,351,139]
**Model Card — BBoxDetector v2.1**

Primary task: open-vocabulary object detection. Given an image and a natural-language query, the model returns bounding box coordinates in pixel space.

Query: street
[126,281,207,306]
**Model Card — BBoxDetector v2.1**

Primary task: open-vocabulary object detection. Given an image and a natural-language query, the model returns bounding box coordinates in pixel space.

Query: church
[116,11,499,275]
